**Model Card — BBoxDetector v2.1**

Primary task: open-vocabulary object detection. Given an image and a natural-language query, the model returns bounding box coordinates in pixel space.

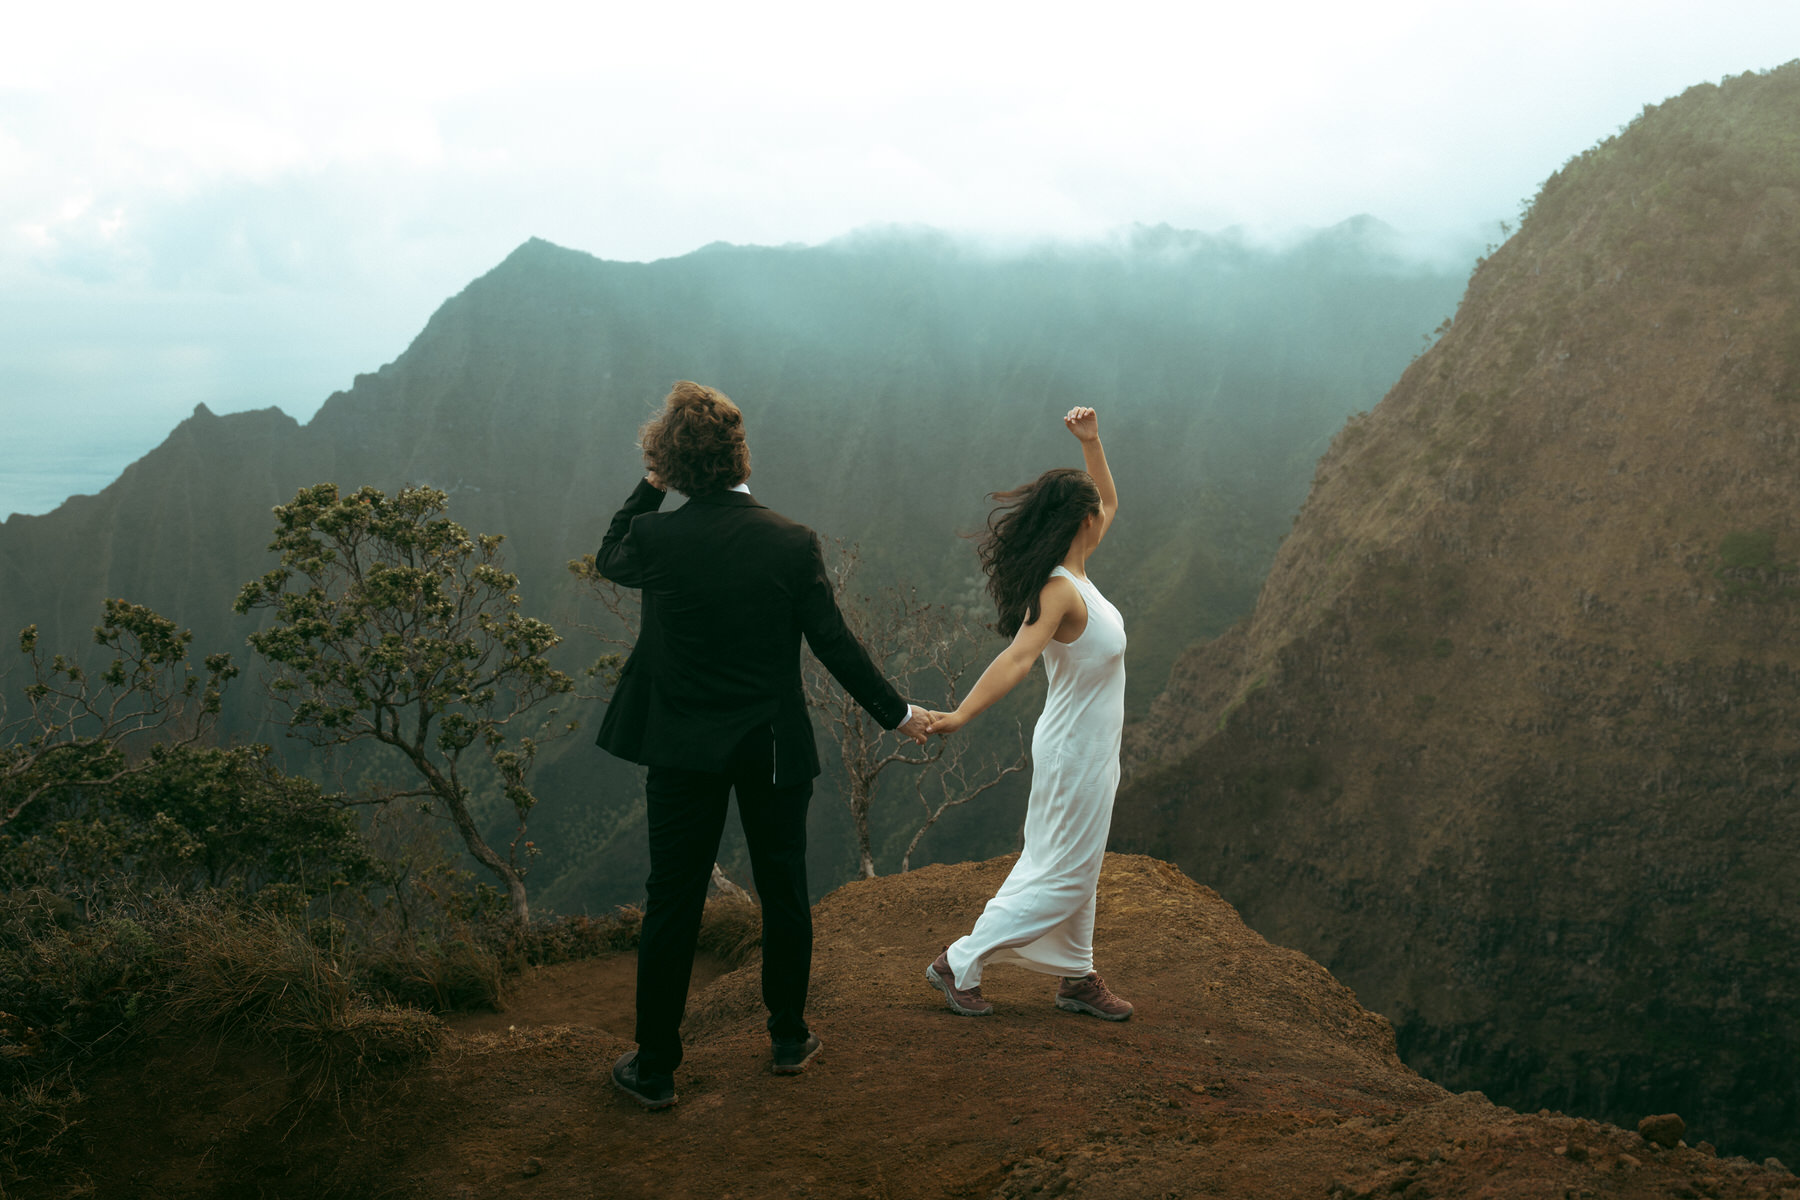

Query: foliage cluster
[2,599,235,835]
[0,478,614,1190]
[235,483,579,924]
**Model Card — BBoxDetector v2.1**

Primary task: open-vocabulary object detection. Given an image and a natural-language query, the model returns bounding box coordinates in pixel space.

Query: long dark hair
[976,468,1102,637]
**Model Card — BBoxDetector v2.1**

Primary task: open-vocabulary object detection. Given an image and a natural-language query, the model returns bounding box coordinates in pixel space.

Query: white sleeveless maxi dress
[944,566,1127,986]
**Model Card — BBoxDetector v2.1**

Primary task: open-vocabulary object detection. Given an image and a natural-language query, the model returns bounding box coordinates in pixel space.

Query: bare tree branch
[802,540,1020,878]
[901,721,1029,872]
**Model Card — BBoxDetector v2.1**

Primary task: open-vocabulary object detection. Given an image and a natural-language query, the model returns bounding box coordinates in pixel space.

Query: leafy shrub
[516,907,644,966]
[1,743,384,909]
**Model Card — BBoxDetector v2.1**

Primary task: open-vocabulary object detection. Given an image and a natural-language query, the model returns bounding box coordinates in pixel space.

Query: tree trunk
[850,777,877,879]
[711,863,755,903]
[501,870,531,925]
[425,761,531,924]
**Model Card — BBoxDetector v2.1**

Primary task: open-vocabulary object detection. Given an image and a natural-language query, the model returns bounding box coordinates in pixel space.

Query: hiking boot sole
[1055,996,1132,1021]
[616,1086,680,1110]
[925,963,993,1016]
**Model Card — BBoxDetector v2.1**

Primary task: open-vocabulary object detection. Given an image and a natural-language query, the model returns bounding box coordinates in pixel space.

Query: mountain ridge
[0,222,1469,910]
[1116,61,1800,1160]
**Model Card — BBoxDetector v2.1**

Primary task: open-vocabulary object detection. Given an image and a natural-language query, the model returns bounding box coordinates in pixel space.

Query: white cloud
[2,0,1799,515]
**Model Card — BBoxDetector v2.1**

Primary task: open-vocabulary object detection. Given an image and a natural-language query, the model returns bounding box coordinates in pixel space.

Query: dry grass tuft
[358,937,504,1014]
[696,896,762,968]
[0,1074,83,1192]
[158,906,443,1102]
[303,1002,444,1099]
[161,906,350,1041]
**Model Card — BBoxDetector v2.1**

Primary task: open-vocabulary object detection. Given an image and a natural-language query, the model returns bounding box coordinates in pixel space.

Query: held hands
[923,709,968,737]
[1064,406,1099,443]
[897,707,931,745]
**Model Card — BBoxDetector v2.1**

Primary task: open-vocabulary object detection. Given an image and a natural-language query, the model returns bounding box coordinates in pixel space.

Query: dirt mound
[45,856,1799,1199]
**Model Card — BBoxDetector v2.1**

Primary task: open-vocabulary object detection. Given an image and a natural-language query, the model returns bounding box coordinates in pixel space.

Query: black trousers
[635,727,813,1075]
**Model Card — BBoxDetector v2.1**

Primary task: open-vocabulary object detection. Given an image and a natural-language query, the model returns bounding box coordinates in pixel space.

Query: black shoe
[770,1033,822,1075]
[611,1050,677,1110]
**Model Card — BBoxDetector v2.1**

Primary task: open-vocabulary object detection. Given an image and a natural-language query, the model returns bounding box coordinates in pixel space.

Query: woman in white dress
[922,405,1132,1020]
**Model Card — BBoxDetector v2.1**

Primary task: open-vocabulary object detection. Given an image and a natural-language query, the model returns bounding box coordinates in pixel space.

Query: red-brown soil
[45,856,1800,1199]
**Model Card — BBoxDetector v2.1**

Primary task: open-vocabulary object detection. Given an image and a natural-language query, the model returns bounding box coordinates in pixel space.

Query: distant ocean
[0,280,435,523]
[3,435,154,521]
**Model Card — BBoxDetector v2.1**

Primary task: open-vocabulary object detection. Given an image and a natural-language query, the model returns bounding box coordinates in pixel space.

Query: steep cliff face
[0,226,1464,908]
[1117,64,1800,1160]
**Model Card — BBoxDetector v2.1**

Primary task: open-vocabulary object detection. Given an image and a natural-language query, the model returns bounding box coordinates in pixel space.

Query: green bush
[1,743,384,908]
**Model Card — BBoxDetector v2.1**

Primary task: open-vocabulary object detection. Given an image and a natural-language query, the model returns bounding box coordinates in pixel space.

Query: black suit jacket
[594,479,909,785]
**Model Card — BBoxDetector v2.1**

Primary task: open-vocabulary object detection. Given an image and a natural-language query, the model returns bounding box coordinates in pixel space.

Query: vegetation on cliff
[1117,62,1800,1161]
[0,222,1468,910]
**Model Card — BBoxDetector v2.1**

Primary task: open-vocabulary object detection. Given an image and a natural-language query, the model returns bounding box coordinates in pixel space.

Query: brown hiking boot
[925,949,993,1016]
[1056,972,1133,1021]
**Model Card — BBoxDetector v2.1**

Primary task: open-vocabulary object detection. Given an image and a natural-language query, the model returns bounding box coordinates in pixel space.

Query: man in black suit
[599,380,929,1110]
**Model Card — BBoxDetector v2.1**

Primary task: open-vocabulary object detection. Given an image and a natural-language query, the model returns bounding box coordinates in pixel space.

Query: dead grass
[0,1074,82,1198]
[358,934,506,1014]
[696,895,763,968]
[159,905,444,1104]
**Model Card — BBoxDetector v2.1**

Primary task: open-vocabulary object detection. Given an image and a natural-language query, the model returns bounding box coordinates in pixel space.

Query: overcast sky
[2,0,1797,518]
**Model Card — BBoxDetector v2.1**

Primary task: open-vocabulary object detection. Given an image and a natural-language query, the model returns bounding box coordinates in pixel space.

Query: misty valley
[7,61,1800,1197]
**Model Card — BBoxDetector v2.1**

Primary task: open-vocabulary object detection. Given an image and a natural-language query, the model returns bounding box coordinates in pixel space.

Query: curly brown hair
[639,381,752,496]
[977,468,1102,637]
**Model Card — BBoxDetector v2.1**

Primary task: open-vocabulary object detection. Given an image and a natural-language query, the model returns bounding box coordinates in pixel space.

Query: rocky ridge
[1116,63,1800,1160]
[52,856,1800,1199]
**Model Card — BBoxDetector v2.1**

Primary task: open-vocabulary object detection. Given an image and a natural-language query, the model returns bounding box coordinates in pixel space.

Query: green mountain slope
[1116,63,1800,1160]
[0,223,1466,910]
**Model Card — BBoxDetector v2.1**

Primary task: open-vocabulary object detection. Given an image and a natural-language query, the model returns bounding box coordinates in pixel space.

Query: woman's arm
[926,576,1080,735]
[1065,406,1117,544]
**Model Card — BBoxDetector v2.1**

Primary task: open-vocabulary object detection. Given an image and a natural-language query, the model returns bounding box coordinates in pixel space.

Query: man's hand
[645,468,668,491]
[1064,406,1099,443]
[897,706,931,745]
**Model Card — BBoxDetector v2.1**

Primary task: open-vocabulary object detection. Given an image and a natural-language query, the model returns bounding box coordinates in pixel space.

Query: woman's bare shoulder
[1036,572,1082,612]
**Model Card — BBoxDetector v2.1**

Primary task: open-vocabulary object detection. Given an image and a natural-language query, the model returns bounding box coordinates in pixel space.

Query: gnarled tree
[235,484,574,924]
